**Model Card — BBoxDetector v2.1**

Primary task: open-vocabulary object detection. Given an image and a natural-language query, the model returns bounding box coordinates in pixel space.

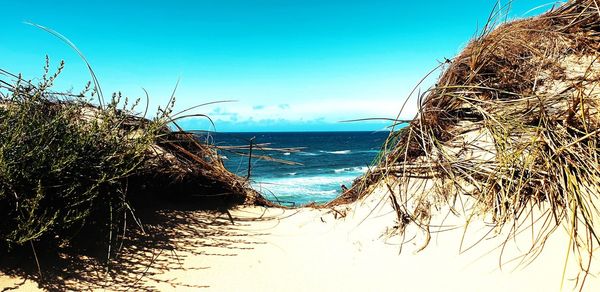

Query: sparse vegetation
[0,58,262,268]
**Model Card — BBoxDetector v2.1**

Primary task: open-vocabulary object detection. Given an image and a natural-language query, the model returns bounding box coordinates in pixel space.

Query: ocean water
[199,131,389,206]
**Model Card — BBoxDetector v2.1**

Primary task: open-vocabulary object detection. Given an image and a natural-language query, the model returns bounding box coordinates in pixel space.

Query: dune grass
[342,1,600,288]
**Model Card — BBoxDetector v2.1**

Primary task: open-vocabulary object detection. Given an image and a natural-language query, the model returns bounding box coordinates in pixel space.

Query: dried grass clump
[0,61,263,261]
[358,0,600,278]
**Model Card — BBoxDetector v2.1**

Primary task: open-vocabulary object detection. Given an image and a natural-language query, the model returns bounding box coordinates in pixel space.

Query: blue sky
[1,0,560,132]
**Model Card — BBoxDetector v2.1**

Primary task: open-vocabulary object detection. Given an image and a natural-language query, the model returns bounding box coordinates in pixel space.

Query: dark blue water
[197,131,389,206]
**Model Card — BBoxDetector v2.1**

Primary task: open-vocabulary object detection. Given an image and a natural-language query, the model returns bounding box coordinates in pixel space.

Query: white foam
[283,152,291,156]
[354,166,369,173]
[321,150,351,155]
[333,166,369,174]
[253,174,357,201]
[259,174,356,186]
[305,189,338,196]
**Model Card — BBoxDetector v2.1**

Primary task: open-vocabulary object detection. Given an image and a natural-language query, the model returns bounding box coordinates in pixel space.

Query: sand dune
[3,183,594,291]
[191,187,599,291]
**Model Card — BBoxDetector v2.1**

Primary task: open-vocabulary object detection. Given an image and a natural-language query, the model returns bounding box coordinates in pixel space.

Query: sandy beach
[2,184,598,291]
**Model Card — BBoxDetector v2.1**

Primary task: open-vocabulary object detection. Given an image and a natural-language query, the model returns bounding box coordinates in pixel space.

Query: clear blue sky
[1,0,560,132]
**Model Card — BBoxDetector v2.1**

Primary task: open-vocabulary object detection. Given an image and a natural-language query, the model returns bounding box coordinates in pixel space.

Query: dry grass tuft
[344,0,600,287]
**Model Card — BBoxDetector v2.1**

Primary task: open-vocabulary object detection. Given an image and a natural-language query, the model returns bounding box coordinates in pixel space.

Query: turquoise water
[199,131,389,206]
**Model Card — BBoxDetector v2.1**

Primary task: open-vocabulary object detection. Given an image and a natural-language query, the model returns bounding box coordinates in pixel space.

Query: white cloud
[206,97,418,124]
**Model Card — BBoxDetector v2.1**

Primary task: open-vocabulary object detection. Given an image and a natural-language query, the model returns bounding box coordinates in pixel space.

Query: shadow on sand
[0,200,269,291]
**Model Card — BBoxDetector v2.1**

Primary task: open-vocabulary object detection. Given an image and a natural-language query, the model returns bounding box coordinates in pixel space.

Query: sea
[198,131,390,206]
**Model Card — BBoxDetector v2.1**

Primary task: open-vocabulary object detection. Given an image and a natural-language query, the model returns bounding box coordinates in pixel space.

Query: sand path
[2,189,599,291]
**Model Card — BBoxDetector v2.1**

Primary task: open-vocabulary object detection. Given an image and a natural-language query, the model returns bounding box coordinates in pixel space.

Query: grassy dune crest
[351,0,600,283]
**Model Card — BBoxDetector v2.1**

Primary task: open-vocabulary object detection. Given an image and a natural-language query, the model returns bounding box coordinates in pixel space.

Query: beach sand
[1,184,599,291]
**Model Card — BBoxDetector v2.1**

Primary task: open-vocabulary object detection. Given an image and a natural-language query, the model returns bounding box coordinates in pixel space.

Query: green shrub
[0,62,164,250]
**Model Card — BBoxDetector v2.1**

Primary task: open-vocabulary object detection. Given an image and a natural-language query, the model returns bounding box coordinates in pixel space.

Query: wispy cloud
[206,98,415,125]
